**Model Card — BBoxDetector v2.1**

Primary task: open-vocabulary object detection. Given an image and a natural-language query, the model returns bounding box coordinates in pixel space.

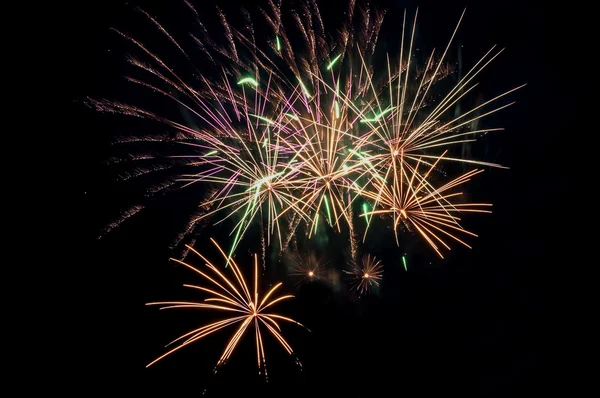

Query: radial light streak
[146,238,306,376]
[270,71,380,239]
[276,114,366,236]
[289,252,328,286]
[91,0,520,263]
[344,254,384,296]
[173,73,315,261]
[353,9,525,193]
[357,151,493,258]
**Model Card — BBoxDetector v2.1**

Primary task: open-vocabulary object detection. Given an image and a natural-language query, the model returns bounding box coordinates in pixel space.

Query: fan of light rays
[88,3,314,252]
[89,1,519,261]
[172,73,317,261]
[354,8,525,190]
[146,238,307,377]
[356,150,492,258]
[248,0,390,239]
[343,253,384,296]
[274,91,367,238]
[267,39,388,240]
[289,251,329,286]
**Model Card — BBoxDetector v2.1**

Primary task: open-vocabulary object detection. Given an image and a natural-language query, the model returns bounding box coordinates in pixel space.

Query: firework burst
[91,0,522,266]
[289,251,328,286]
[146,238,307,377]
[173,74,316,259]
[344,254,384,296]
[355,9,524,173]
[356,151,492,258]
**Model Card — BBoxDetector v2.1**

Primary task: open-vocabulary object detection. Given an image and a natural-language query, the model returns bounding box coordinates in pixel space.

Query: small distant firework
[289,252,328,286]
[146,238,307,377]
[344,254,384,296]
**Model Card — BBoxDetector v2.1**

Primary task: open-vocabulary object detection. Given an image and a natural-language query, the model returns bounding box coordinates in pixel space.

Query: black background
[72,0,573,396]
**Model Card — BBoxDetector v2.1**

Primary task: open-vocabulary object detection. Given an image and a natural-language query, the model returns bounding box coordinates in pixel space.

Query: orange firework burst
[91,1,523,284]
[146,238,307,377]
[344,254,384,296]
[357,151,492,258]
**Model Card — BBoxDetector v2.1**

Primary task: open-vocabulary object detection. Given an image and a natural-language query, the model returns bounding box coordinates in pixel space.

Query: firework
[91,0,521,263]
[356,151,492,258]
[289,251,328,286]
[90,0,387,250]
[272,88,370,238]
[344,253,384,296]
[146,238,307,376]
[173,74,315,260]
[261,2,393,237]
[353,9,524,174]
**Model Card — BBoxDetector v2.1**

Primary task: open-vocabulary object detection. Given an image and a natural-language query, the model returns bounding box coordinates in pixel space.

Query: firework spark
[357,151,492,258]
[146,238,307,377]
[172,74,313,260]
[91,1,520,263]
[273,88,369,237]
[289,252,328,286]
[344,253,384,296]
[354,9,524,175]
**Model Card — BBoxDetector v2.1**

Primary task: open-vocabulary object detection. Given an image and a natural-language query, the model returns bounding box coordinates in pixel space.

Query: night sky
[73,0,572,395]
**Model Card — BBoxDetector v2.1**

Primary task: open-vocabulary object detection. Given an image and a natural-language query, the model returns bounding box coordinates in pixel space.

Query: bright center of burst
[400,209,407,218]
[364,273,370,278]
[265,182,272,191]
[308,271,314,277]
[393,150,399,156]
